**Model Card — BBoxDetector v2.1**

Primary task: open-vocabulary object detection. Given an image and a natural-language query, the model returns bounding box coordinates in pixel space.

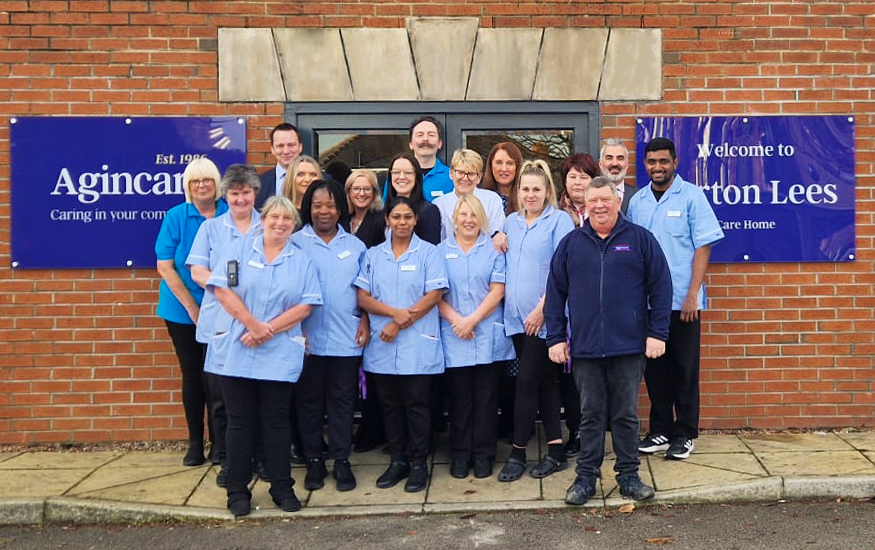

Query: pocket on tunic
[419,333,441,368]
[492,322,515,361]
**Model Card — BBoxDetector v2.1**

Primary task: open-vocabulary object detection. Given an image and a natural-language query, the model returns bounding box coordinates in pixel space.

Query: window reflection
[463,130,574,188]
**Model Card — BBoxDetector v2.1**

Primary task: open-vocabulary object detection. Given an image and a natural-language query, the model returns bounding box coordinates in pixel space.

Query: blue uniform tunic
[291,225,367,357]
[437,233,515,368]
[502,205,574,339]
[154,200,228,324]
[627,175,724,310]
[204,233,323,383]
[186,209,261,345]
[354,234,448,375]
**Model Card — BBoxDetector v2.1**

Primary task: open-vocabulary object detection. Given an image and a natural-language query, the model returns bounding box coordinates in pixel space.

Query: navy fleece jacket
[544,215,672,359]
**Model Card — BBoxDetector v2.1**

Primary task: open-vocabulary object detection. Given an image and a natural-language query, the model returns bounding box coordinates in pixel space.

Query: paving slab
[650,455,766,492]
[837,432,875,451]
[740,432,854,452]
[70,467,208,506]
[186,465,230,509]
[756,450,875,477]
[0,451,121,470]
[98,451,186,469]
[0,453,20,464]
[428,462,541,504]
[70,463,207,495]
[0,468,92,498]
[541,460,590,501]
[305,464,426,507]
[693,434,749,454]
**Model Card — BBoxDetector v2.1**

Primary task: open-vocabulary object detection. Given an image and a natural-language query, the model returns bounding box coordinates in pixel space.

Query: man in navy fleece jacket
[544,176,672,506]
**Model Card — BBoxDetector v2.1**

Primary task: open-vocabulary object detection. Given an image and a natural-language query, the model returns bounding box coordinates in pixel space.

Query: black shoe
[472,459,493,479]
[253,460,271,483]
[618,475,655,501]
[404,463,429,493]
[183,442,205,466]
[207,446,222,465]
[333,459,357,492]
[665,437,695,460]
[275,490,302,512]
[228,498,251,517]
[638,433,670,454]
[564,434,581,457]
[565,477,597,506]
[376,461,409,489]
[216,464,228,488]
[304,458,328,491]
[529,455,568,479]
[450,460,469,479]
[290,443,306,465]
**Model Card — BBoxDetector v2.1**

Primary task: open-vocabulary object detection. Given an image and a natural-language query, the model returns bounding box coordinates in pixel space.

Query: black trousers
[296,354,360,460]
[512,334,563,447]
[559,370,581,438]
[206,372,226,460]
[645,311,701,439]
[218,375,295,504]
[164,320,212,444]
[447,364,499,462]
[374,373,432,464]
[355,371,386,445]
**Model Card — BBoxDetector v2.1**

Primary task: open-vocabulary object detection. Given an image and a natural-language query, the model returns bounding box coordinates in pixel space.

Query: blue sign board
[636,116,855,262]
[11,117,247,268]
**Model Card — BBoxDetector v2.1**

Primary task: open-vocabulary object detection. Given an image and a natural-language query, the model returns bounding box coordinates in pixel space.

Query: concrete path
[1,431,873,525]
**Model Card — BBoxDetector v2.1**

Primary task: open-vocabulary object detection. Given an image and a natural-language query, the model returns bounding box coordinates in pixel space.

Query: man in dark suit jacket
[599,138,639,214]
[256,123,303,209]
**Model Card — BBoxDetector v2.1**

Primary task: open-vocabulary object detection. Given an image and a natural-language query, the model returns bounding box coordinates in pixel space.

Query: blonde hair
[345,169,383,212]
[450,148,484,174]
[453,194,489,236]
[516,159,558,213]
[182,157,222,203]
[283,155,323,206]
[260,195,301,229]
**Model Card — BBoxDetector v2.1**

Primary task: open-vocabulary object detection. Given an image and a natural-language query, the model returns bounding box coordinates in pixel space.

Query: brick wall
[1,1,873,444]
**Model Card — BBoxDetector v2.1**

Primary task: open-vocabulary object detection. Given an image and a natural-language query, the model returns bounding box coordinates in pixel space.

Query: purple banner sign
[10,117,247,268]
[636,116,855,262]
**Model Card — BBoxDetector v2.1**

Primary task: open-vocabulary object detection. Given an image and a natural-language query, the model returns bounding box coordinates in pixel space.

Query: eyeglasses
[350,186,373,195]
[190,178,215,187]
[390,169,415,177]
[453,169,480,180]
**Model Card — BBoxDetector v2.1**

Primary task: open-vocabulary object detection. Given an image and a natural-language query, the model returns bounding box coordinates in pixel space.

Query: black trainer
[275,489,302,512]
[665,437,695,460]
[618,476,655,501]
[333,459,357,492]
[215,464,228,488]
[450,459,469,479]
[565,477,597,506]
[304,458,328,491]
[404,463,429,493]
[564,434,581,457]
[638,433,670,454]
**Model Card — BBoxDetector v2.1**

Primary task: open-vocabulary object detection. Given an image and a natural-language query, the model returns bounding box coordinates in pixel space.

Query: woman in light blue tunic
[355,196,448,493]
[186,164,262,481]
[437,194,515,480]
[291,179,368,493]
[498,160,575,483]
[206,196,323,517]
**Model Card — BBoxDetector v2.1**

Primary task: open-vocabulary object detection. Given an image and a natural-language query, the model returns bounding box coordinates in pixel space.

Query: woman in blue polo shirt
[437,194,515,480]
[206,195,323,517]
[185,163,262,484]
[499,159,575,483]
[355,196,448,493]
[155,157,227,467]
[291,179,368,493]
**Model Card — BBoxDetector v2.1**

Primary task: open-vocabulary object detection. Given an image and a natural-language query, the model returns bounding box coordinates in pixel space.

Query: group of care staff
[155,143,592,515]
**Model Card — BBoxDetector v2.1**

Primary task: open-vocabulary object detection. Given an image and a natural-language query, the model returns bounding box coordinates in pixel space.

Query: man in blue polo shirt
[627,137,724,461]
[407,116,453,202]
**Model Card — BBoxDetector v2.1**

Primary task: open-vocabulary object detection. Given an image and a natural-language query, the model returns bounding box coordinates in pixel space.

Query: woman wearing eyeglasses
[384,152,441,245]
[432,149,506,241]
[155,157,228,467]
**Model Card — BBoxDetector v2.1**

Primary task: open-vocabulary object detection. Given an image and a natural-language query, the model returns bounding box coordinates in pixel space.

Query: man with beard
[599,138,638,214]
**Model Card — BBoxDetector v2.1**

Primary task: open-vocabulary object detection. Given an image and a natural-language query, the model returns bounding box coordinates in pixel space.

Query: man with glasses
[433,149,506,241]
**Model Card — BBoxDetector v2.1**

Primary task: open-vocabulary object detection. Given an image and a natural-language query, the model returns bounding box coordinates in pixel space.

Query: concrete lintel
[408,17,479,101]
[599,28,662,101]
[273,28,353,102]
[534,28,608,101]
[467,28,543,101]
[218,28,285,102]
[342,28,419,101]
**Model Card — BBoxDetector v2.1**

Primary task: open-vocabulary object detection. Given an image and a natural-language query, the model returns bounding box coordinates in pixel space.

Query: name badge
[445,253,459,260]
[338,250,352,260]
[667,210,682,218]
[430,190,444,198]
[400,264,417,272]
[291,335,307,346]
[247,259,264,269]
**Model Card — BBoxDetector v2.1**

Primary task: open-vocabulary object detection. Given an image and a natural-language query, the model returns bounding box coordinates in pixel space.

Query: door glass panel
[315,130,408,173]
[463,130,574,187]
